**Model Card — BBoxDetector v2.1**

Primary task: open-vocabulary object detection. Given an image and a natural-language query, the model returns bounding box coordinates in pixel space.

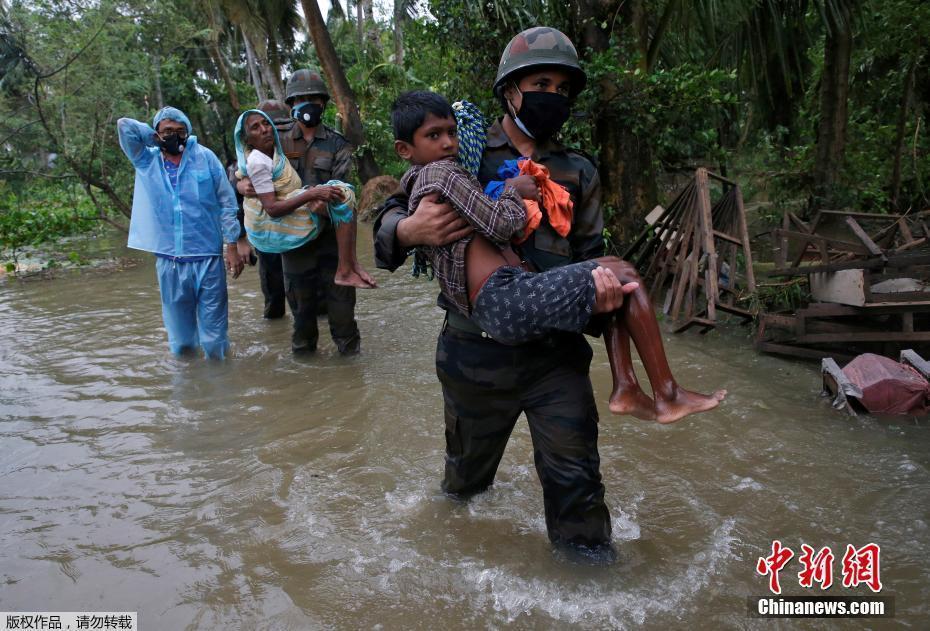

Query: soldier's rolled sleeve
[570,167,605,262]
[373,193,411,271]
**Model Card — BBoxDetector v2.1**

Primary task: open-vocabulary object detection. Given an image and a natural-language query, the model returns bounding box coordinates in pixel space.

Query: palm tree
[301,0,380,182]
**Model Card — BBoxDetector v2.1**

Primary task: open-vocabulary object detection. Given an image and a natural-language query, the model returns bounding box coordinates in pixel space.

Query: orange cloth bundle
[512,159,573,244]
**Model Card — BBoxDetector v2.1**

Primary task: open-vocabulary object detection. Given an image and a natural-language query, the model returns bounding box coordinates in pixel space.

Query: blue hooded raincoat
[117,107,240,359]
[118,107,240,255]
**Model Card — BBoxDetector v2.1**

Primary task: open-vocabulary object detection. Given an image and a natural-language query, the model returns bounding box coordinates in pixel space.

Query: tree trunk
[890,56,917,210]
[301,0,380,182]
[355,0,364,51]
[208,40,240,111]
[152,52,164,109]
[361,0,381,56]
[575,0,657,247]
[264,28,287,103]
[393,0,404,66]
[244,33,267,103]
[812,4,852,212]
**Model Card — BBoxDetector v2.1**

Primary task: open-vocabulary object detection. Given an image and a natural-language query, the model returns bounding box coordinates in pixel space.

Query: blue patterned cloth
[452,100,487,176]
[471,260,599,345]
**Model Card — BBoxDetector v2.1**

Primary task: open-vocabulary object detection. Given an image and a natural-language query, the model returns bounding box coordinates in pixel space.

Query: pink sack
[842,353,930,416]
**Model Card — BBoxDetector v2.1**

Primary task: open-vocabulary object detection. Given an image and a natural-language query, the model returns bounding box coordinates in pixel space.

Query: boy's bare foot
[608,387,656,420]
[654,387,726,424]
[335,266,378,289]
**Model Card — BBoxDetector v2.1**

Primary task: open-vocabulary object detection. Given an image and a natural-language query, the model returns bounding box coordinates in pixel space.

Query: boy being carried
[234,109,376,289]
[392,91,725,423]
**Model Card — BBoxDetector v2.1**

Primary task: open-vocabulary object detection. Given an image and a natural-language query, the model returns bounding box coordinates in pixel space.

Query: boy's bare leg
[333,218,377,289]
[597,257,726,424]
[604,314,656,419]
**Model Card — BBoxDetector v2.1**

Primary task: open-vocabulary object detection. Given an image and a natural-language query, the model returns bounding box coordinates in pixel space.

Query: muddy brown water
[1,232,928,629]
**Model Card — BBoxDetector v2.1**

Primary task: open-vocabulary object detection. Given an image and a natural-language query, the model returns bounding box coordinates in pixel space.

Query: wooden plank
[787,212,810,233]
[644,189,692,286]
[892,237,927,253]
[872,219,900,249]
[715,302,754,322]
[867,291,930,303]
[774,213,789,269]
[860,300,930,309]
[674,316,716,334]
[844,216,887,259]
[819,210,905,220]
[770,253,930,277]
[712,229,743,245]
[759,313,798,329]
[821,357,863,416]
[755,341,857,362]
[670,255,692,321]
[772,228,869,256]
[900,349,930,379]
[797,331,930,343]
[732,184,757,294]
[656,204,697,308]
[696,169,718,322]
[705,170,737,187]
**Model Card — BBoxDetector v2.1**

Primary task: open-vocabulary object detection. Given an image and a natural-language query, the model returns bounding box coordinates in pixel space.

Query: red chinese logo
[798,544,834,589]
[841,543,882,593]
[757,541,883,594]
[756,540,794,594]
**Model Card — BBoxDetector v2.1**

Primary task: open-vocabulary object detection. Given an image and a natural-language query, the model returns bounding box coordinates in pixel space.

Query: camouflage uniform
[373,28,612,549]
[279,69,360,355]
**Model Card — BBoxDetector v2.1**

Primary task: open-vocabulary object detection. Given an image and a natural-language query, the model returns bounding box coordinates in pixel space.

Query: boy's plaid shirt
[400,158,526,316]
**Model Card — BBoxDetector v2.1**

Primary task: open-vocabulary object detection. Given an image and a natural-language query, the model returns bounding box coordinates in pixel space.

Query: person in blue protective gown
[117,106,251,359]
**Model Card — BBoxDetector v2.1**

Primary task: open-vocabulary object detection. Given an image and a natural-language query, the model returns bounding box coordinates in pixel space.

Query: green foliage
[3,0,930,264]
[574,47,738,170]
[742,0,930,213]
[747,279,811,314]
[0,180,101,271]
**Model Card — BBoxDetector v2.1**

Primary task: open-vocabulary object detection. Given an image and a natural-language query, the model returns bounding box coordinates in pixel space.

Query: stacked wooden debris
[624,168,756,333]
[756,209,930,361]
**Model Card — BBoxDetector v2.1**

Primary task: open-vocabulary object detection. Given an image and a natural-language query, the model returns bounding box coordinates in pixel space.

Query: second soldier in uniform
[239,68,363,355]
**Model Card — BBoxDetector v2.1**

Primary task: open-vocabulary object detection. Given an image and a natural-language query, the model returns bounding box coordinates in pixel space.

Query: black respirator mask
[157,132,187,156]
[509,87,571,142]
[292,102,324,128]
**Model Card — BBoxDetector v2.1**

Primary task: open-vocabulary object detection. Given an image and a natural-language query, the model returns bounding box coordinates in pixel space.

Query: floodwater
[1,232,928,630]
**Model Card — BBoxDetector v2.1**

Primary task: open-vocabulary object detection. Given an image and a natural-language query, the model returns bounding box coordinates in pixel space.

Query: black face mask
[158,133,187,156]
[292,102,324,128]
[510,90,571,141]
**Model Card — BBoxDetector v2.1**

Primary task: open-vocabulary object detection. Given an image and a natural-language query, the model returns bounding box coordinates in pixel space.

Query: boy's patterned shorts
[471,260,599,345]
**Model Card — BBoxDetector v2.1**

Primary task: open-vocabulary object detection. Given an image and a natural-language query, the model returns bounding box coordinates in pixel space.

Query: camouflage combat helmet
[493,27,587,98]
[258,99,292,126]
[285,68,330,104]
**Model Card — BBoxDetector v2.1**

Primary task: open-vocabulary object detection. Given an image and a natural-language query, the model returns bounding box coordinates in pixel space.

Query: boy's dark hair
[391,90,454,143]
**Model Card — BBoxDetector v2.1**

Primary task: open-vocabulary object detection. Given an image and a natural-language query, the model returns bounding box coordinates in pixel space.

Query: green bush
[0,181,101,272]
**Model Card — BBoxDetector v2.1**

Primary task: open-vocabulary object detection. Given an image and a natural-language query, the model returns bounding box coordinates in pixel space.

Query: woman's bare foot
[335,265,378,288]
[654,387,726,424]
[609,386,656,420]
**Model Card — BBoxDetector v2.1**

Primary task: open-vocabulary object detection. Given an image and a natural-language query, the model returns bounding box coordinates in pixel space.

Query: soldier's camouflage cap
[257,99,293,126]
[285,68,330,104]
[493,27,587,98]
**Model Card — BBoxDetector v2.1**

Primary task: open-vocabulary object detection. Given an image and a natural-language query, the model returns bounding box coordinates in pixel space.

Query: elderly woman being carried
[234,109,376,289]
